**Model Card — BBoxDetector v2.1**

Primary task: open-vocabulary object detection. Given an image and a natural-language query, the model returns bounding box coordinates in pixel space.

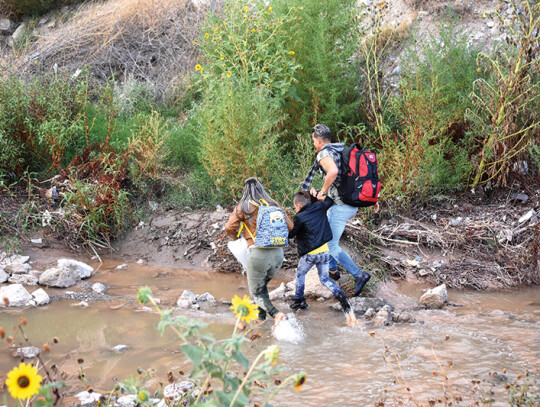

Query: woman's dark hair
[239,177,278,217]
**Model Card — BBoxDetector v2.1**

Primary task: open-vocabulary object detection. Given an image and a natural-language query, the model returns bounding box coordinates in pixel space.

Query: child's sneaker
[290,297,308,310]
[336,292,351,313]
[329,270,340,281]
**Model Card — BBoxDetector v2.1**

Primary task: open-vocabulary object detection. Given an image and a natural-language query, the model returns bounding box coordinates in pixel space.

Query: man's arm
[314,156,339,201]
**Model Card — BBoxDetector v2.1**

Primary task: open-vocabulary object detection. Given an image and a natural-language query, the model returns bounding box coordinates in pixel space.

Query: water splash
[272,313,305,344]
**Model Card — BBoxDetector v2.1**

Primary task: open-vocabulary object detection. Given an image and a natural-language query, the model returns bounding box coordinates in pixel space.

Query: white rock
[0,284,32,307]
[30,269,45,278]
[269,282,288,300]
[32,288,50,305]
[12,23,26,42]
[0,268,9,283]
[92,283,106,293]
[0,253,30,266]
[116,264,129,270]
[112,344,128,353]
[30,238,43,244]
[75,391,102,407]
[0,18,12,32]
[163,382,194,402]
[15,346,40,358]
[419,284,448,309]
[116,395,136,407]
[8,274,39,285]
[197,292,215,302]
[487,21,495,28]
[58,259,94,279]
[39,266,79,288]
[71,301,88,307]
[5,263,31,274]
[136,259,145,264]
[178,290,197,304]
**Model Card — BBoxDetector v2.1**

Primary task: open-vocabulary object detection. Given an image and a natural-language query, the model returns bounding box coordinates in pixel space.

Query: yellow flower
[195,64,202,71]
[244,5,249,11]
[252,29,256,32]
[6,363,42,400]
[205,33,210,38]
[264,345,279,365]
[220,54,224,60]
[289,51,295,55]
[293,372,307,392]
[227,71,232,77]
[230,295,259,323]
[269,6,273,13]
[253,50,257,54]
[477,68,481,72]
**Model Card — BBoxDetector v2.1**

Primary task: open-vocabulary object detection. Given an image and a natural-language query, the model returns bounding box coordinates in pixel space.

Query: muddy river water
[1,261,539,406]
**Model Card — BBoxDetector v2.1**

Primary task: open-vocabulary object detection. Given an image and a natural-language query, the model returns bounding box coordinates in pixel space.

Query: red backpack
[339,144,381,207]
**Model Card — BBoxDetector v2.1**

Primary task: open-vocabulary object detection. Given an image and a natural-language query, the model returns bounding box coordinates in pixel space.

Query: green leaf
[181,344,205,367]
[216,390,249,407]
[231,351,250,370]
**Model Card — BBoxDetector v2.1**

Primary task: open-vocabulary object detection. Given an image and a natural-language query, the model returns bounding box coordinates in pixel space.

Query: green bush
[199,82,285,198]
[378,21,480,200]
[0,75,87,176]
[274,0,363,139]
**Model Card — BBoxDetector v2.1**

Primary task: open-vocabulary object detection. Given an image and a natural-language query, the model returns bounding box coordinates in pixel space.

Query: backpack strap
[237,221,256,240]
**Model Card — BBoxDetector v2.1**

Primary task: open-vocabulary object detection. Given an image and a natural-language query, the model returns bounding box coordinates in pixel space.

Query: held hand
[309,188,318,197]
[274,312,287,326]
[316,193,326,202]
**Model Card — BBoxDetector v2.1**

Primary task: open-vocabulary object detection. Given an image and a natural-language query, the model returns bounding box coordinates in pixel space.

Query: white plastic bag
[227,237,248,274]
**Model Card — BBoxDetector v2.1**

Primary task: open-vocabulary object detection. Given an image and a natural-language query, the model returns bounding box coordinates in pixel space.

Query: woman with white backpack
[225,177,294,326]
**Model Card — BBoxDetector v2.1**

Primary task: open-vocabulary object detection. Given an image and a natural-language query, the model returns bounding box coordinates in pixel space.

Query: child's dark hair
[293,191,311,207]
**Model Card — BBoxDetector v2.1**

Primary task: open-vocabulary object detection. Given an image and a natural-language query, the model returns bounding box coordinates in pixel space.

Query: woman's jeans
[295,252,343,299]
[327,203,363,278]
[246,247,283,318]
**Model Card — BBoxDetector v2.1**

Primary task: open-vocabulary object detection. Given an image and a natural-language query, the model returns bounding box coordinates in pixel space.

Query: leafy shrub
[273,0,363,139]
[196,0,301,101]
[0,75,87,176]
[199,82,285,198]
[378,20,480,201]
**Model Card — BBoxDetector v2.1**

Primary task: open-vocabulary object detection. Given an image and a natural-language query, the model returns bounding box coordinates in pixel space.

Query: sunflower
[6,362,42,400]
[227,71,232,77]
[289,51,295,55]
[195,64,202,71]
[230,295,259,323]
[293,372,307,392]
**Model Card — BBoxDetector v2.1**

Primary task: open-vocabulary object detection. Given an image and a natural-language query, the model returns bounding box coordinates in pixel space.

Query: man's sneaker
[354,272,371,297]
[329,270,340,281]
[257,307,267,321]
[290,298,308,310]
[336,292,351,313]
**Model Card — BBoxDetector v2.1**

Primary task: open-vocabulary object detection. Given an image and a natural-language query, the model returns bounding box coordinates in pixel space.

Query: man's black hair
[293,191,311,208]
[312,124,331,143]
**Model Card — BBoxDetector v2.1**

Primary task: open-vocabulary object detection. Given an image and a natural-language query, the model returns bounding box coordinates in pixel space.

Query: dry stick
[431,346,457,407]
[17,325,61,405]
[377,336,420,406]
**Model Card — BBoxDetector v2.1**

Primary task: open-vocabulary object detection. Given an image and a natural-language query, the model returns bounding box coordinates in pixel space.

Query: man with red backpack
[301,124,380,296]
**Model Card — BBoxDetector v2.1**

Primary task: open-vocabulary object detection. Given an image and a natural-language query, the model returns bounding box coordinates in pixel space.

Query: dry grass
[10,0,212,98]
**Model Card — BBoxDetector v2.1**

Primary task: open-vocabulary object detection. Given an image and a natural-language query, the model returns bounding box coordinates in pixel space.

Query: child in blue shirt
[288,191,358,326]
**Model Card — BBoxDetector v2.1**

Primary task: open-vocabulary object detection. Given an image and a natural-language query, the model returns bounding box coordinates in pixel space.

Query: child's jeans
[295,252,344,299]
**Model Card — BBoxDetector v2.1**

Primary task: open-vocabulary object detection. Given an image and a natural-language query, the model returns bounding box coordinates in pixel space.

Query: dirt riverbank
[10,186,539,291]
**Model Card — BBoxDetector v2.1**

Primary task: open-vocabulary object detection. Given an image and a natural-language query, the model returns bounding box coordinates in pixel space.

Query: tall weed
[199,82,285,198]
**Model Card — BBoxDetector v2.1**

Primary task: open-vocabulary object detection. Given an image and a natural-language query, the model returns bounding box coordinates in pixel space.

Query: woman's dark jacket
[288,197,334,257]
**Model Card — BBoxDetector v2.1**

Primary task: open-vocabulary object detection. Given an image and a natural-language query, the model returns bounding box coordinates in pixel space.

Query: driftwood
[344,197,539,289]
